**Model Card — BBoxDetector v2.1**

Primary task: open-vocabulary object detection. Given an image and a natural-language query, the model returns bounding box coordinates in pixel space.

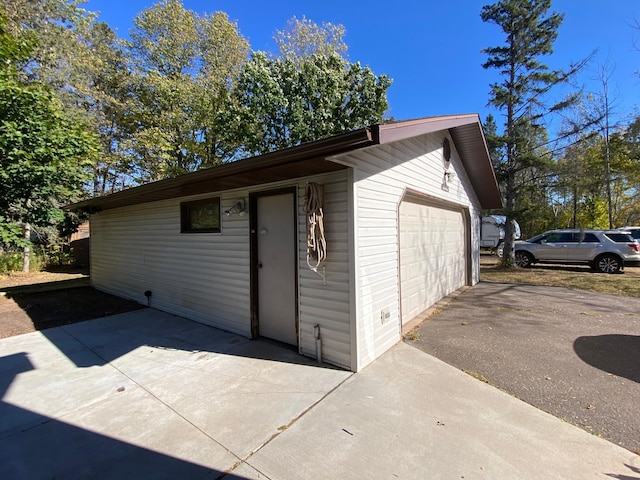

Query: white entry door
[399,200,467,325]
[256,192,297,345]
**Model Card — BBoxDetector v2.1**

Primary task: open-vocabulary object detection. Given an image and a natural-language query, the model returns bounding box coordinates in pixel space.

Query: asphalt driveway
[407,281,640,453]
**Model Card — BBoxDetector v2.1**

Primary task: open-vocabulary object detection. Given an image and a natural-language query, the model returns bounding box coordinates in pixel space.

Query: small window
[181,198,221,233]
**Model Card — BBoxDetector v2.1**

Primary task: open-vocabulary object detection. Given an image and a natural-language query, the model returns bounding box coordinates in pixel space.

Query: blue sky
[85,0,639,132]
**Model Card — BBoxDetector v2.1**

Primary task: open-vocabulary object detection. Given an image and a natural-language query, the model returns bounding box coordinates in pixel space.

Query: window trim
[180,197,221,234]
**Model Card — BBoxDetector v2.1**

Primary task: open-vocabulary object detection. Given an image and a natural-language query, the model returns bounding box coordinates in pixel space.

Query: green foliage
[0,14,99,249]
[0,80,98,242]
[0,246,45,273]
[0,245,67,273]
[232,51,391,156]
[551,127,640,229]
[274,16,348,60]
[3,0,96,104]
[82,21,139,195]
[126,0,249,180]
[0,218,26,247]
[0,249,24,273]
[2,0,393,200]
[481,0,578,264]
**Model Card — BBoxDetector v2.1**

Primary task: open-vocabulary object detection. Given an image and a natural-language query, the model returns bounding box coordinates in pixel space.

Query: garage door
[399,200,467,325]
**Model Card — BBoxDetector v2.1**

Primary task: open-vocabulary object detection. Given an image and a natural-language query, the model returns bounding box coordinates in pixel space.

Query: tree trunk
[502,171,516,268]
[22,222,30,273]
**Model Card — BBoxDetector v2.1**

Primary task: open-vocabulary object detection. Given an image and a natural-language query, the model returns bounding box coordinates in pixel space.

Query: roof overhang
[71,129,372,211]
[70,114,502,212]
[371,115,502,209]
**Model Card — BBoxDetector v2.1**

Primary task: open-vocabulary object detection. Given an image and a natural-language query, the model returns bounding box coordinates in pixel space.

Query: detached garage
[72,114,501,372]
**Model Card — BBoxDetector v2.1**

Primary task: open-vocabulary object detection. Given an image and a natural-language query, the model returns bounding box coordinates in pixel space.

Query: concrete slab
[0,310,351,479]
[3,307,638,480]
[241,343,639,480]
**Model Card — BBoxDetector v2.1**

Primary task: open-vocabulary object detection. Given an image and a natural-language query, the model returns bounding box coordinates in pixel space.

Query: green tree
[2,0,134,195]
[83,21,139,195]
[232,51,391,156]
[481,0,581,267]
[620,116,640,224]
[3,0,96,107]
[274,16,348,61]
[126,0,249,181]
[0,14,98,269]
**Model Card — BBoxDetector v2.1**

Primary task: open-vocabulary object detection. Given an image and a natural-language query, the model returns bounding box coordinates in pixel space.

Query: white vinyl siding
[297,172,352,369]
[90,129,487,373]
[91,195,252,336]
[90,171,353,370]
[332,133,482,370]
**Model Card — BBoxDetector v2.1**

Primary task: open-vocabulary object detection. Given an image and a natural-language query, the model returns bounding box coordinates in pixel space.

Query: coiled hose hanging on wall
[305,182,327,270]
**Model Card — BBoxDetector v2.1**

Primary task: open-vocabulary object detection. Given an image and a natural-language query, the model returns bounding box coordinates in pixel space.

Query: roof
[71,114,502,211]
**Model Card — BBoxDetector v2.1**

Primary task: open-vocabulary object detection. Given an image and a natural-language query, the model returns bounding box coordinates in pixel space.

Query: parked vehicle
[514,229,640,274]
[620,226,640,242]
[481,215,521,257]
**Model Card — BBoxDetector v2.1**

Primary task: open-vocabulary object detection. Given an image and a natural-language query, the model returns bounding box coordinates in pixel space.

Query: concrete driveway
[1,305,638,479]
[0,309,351,479]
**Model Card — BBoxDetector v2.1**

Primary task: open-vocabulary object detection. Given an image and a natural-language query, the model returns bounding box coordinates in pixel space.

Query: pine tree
[481,0,580,266]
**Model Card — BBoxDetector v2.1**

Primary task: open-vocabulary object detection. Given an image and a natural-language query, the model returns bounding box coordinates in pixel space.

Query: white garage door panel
[400,202,466,325]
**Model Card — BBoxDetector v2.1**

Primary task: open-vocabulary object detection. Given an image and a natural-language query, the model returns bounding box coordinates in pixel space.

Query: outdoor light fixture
[224,199,246,216]
[441,137,453,192]
[442,170,455,192]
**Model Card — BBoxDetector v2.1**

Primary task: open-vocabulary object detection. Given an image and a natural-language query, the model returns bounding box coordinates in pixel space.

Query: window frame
[180,197,221,234]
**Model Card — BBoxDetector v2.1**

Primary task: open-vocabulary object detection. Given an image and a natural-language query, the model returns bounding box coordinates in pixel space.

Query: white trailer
[481,215,521,257]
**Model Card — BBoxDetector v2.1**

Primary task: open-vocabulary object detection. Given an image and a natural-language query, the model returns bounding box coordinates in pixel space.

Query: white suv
[621,226,640,242]
[514,229,640,274]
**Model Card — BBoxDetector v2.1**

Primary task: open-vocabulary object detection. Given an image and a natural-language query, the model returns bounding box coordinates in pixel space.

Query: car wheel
[595,254,622,274]
[514,251,533,268]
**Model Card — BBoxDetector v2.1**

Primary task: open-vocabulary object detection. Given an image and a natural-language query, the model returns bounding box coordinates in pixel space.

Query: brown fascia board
[70,128,374,211]
[70,114,502,212]
[371,114,481,144]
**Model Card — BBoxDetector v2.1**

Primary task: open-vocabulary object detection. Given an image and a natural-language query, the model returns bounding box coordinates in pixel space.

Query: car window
[546,232,573,243]
[527,233,548,243]
[605,233,634,243]
[577,233,599,243]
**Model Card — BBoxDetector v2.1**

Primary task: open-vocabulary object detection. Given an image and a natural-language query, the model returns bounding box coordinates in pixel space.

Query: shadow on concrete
[0,352,247,480]
[4,286,337,371]
[574,334,640,384]
[40,309,340,370]
[606,463,640,479]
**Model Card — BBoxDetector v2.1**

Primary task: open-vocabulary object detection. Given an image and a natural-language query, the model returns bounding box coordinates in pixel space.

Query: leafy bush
[0,245,66,273]
[0,250,23,273]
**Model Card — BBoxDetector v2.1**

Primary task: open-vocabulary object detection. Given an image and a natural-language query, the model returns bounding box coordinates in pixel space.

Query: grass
[404,331,421,341]
[463,370,491,384]
[480,255,640,297]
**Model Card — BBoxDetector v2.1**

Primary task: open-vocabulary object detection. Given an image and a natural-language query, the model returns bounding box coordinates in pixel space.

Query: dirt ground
[0,266,89,289]
[0,269,145,339]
